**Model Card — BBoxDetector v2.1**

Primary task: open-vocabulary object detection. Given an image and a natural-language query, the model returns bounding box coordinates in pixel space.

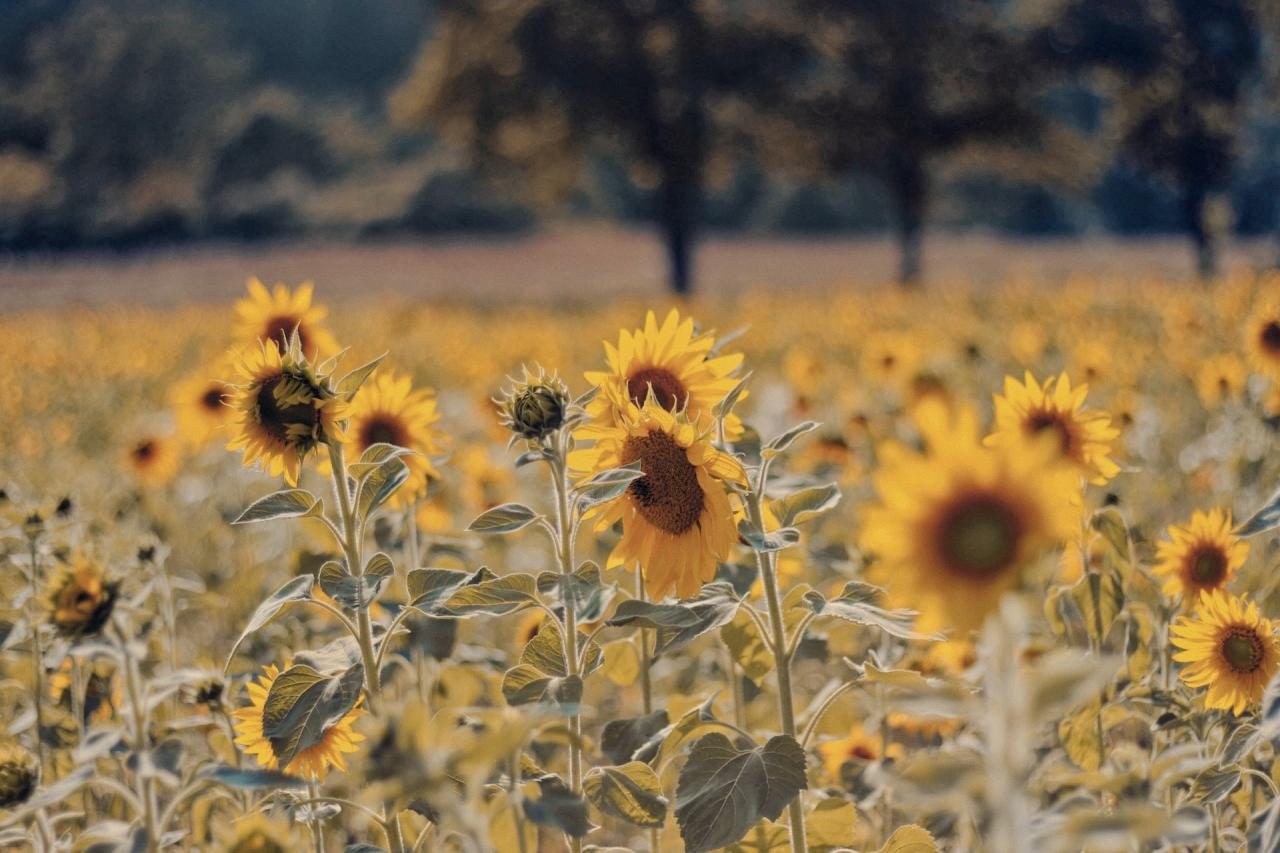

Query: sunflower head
[0,739,38,808]
[44,554,118,639]
[1154,508,1248,602]
[1195,353,1246,409]
[1246,295,1280,379]
[584,308,746,439]
[818,723,903,782]
[233,663,365,779]
[572,399,746,600]
[497,365,570,441]
[1171,590,1280,715]
[225,341,346,486]
[124,432,180,487]
[171,368,234,447]
[988,371,1120,485]
[233,277,338,359]
[860,399,1081,633]
[342,369,444,507]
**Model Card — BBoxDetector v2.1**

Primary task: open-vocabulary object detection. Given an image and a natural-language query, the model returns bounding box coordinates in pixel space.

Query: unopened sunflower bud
[0,740,38,808]
[498,367,570,440]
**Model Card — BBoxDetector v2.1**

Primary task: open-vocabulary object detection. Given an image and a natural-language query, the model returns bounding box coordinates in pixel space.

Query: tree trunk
[891,152,927,287]
[1184,184,1218,282]
[658,169,699,296]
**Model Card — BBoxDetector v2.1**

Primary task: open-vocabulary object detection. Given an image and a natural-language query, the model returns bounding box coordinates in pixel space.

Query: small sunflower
[1153,508,1248,602]
[584,308,746,439]
[987,371,1120,485]
[860,331,922,392]
[44,553,119,639]
[233,663,365,779]
[818,723,903,780]
[124,432,180,487]
[170,369,233,447]
[340,370,444,507]
[1194,353,1246,410]
[225,342,346,486]
[860,399,1080,633]
[572,399,746,600]
[1245,294,1280,379]
[1171,590,1280,715]
[0,739,38,808]
[233,277,338,359]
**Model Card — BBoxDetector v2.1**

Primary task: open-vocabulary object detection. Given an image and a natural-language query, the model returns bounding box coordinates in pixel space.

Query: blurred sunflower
[584,308,746,439]
[170,369,233,447]
[233,663,365,778]
[124,432,180,487]
[1194,353,1246,410]
[1171,590,1279,715]
[44,553,119,639]
[860,331,921,391]
[1153,509,1247,602]
[338,370,444,507]
[0,739,38,808]
[860,400,1079,633]
[1245,294,1280,379]
[818,723,902,780]
[987,372,1119,485]
[573,399,746,600]
[226,343,346,486]
[233,278,338,359]
[214,814,302,852]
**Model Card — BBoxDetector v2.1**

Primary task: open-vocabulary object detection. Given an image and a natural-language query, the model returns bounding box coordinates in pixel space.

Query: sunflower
[572,400,746,600]
[44,553,119,639]
[1194,353,1246,410]
[860,399,1080,633]
[987,372,1120,485]
[860,331,922,392]
[1245,294,1280,379]
[818,723,903,780]
[584,308,746,439]
[233,663,365,779]
[1153,509,1248,602]
[0,739,38,808]
[124,432,180,487]
[214,814,302,853]
[225,342,346,486]
[233,278,338,359]
[1171,590,1280,715]
[170,368,233,447]
[339,370,444,507]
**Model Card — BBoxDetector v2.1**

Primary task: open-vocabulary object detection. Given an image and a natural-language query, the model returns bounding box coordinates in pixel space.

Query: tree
[390,0,800,295]
[781,0,1047,285]
[1044,0,1261,278]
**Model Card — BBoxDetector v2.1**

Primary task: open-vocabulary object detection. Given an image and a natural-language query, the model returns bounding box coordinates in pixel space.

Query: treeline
[3,0,1280,291]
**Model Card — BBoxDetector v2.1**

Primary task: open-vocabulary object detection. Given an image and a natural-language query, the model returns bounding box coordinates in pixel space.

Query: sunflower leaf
[355,456,409,521]
[606,599,700,630]
[675,733,807,853]
[336,353,387,401]
[768,483,841,528]
[406,567,476,611]
[523,776,591,837]
[761,421,819,458]
[441,573,539,616]
[575,462,644,509]
[348,443,417,480]
[223,575,315,672]
[1237,484,1280,537]
[876,824,939,852]
[197,764,307,790]
[738,520,801,553]
[501,664,583,711]
[714,371,753,419]
[584,762,668,828]
[467,503,540,534]
[233,489,322,525]
[262,662,364,770]
[654,583,743,655]
[805,584,937,641]
[319,554,393,610]
[601,709,670,765]
[1069,568,1124,648]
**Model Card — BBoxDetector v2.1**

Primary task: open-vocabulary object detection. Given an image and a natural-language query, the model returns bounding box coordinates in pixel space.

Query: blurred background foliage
[3,0,1280,290]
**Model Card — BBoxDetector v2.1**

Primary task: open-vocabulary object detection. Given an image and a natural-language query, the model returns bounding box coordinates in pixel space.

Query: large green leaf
[233,489,322,525]
[805,582,934,640]
[261,663,364,769]
[467,503,539,534]
[654,583,742,655]
[675,733,808,853]
[500,665,582,710]
[583,762,667,828]
[442,573,539,616]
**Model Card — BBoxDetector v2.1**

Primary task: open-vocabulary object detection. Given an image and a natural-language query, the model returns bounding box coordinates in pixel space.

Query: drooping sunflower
[860,399,1080,633]
[339,370,444,507]
[572,400,746,600]
[1245,294,1280,379]
[987,371,1120,485]
[225,342,346,486]
[43,553,119,639]
[584,308,746,438]
[0,739,38,808]
[170,369,233,447]
[123,432,180,487]
[1171,590,1280,715]
[1153,508,1248,602]
[233,278,338,359]
[233,664,365,779]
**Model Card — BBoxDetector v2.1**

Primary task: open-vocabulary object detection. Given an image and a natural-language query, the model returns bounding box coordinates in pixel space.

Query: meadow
[3,259,1280,852]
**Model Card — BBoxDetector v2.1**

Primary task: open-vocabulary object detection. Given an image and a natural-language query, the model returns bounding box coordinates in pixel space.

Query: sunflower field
[5,273,1280,852]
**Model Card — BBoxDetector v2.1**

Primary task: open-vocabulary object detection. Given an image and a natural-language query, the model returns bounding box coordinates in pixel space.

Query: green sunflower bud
[498,366,570,440]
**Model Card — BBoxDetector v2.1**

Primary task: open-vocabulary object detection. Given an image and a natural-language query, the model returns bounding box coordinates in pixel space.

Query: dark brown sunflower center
[1187,546,1227,586]
[1221,628,1264,673]
[627,367,688,411]
[256,374,319,443]
[1025,410,1074,456]
[847,743,877,761]
[936,495,1023,579]
[133,441,155,461]
[263,315,309,353]
[1261,321,1280,355]
[622,430,704,535]
[202,386,228,411]
[361,415,406,449]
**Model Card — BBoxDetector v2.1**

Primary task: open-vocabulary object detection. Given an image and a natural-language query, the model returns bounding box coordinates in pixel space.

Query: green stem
[384,805,407,853]
[27,537,47,775]
[635,567,660,853]
[550,439,583,853]
[327,440,381,704]
[118,623,159,853]
[308,777,327,853]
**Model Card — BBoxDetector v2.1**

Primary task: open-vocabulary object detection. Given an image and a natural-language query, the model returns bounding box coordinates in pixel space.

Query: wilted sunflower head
[233,277,338,360]
[497,365,570,441]
[0,739,38,808]
[1154,508,1248,603]
[44,553,118,639]
[1171,590,1280,715]
[225,342,346,486]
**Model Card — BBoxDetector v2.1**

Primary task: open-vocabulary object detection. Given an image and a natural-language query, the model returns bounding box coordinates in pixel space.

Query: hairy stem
[549,441,584,853]
[327,440,382,704]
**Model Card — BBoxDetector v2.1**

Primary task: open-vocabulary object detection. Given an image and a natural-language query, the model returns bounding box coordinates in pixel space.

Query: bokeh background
[4,0,1280,304]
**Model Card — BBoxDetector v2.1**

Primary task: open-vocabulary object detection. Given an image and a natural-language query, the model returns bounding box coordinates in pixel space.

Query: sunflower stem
[117,620,159,853]
[26,535,47,776]
[549,434,584,853]
[327,440,382,705]
[636,569,659,853]
[745,477,808,853]
[308,777,328,853]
